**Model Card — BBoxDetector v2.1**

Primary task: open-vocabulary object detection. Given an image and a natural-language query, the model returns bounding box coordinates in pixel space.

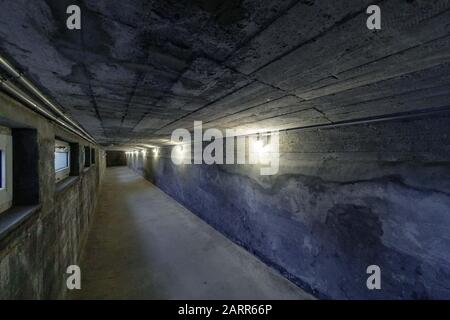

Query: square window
[91,148,96,164]
[55,139,71,182]
[55,149,69,171]
[84,146,91,167]
[0,132,13,213]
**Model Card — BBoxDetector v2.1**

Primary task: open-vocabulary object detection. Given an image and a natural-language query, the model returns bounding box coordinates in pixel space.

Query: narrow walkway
[71,167,313,299]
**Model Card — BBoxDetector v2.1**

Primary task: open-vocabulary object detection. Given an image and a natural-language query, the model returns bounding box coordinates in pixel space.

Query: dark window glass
[84,146,91,167]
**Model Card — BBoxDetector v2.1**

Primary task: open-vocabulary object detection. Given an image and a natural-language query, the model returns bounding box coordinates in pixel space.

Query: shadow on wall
[106,151,127,167]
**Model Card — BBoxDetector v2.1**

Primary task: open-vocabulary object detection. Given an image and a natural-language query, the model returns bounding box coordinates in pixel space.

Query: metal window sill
[0,204,41,243]
[55,176,79,194]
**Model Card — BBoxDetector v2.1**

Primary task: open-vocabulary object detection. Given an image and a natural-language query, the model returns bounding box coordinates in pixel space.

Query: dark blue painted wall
[128,115,450,299]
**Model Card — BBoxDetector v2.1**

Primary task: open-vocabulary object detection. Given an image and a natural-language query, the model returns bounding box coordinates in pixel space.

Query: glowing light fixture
[252,134,268,153]
[253,139,265,153]
[250,133,271,164]
[171,144,186,164]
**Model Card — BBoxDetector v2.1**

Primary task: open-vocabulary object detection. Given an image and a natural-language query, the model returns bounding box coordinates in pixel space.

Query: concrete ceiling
[1,0,450,146]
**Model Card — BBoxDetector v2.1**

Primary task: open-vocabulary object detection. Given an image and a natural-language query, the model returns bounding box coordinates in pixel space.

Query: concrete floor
[70,167,313,299]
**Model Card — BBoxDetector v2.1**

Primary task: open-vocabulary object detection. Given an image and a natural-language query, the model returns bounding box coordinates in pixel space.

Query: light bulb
[253,140,264,152]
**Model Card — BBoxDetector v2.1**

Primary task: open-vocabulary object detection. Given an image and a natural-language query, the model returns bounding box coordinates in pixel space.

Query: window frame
[0,131,13,213]
[91,148,96,165]
[54,139,71,183]
[84,146,91,168]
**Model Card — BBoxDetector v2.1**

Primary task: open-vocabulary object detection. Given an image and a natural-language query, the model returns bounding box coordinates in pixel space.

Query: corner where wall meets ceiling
[1,0,450,148]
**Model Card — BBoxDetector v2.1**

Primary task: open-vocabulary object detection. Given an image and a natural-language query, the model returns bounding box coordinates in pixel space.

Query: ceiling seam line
[80,23,106,141]
[245,0,387,77]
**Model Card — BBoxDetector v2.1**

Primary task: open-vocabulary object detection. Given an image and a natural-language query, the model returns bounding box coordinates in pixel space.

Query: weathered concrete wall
[0,93,105,299]
[129,115,450,299]
[106,151,127,167]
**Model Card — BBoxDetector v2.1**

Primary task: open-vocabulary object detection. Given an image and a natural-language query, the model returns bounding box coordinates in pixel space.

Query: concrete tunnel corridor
[70,166,312,299]
[1,1,450,303]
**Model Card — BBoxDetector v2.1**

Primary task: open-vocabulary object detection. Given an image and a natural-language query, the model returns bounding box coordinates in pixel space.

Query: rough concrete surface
[1,0,450,301]
[0,92,104,299]
[129,115,450,299]
[1,1,450,145]
[71,167,312,299]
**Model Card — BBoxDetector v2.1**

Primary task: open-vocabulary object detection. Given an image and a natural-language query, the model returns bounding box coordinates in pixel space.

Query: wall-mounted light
[253,134,268,150]
[253,138,265,153]
[177,145,185,158]
[153,148,159,157]
[171,144,187,165]
[250,133,272,164]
